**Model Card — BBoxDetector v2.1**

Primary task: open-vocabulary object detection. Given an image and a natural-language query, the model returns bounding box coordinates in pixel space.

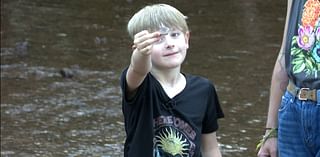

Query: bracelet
[265,128,274,130]
[256,128,278,151]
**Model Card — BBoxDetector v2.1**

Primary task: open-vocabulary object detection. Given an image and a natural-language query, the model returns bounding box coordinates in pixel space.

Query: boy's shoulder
[185,73,216,88]
[185,73,212,83]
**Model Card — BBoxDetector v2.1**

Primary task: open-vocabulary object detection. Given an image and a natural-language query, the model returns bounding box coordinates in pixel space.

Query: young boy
[120,3,224,157]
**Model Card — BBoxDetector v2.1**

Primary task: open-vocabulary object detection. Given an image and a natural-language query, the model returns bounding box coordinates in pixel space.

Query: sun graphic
[155,127,189,156]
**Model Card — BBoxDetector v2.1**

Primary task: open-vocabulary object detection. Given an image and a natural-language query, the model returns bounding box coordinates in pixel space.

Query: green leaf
[305,58,314,69]
[295,52,306,58]
[292,58,304,65]
[291,48,300,55]
[293,63,306,73]
[291,36,298,46]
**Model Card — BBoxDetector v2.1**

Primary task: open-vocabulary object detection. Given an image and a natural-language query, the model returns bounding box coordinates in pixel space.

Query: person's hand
[257,137,278,157]
[132,30,160,56]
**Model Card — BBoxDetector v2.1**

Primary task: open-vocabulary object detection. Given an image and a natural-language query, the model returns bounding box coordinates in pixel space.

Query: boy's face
[151,28,190,69]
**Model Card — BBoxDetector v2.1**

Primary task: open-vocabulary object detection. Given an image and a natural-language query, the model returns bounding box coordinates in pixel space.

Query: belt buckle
[317,90,320,103]
[298,88,309,101]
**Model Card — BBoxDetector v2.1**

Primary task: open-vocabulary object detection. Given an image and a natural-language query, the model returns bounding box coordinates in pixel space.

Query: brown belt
[287,81,318,101]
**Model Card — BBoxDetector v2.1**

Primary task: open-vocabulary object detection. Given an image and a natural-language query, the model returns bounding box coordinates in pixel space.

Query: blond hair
[127,4,189,39]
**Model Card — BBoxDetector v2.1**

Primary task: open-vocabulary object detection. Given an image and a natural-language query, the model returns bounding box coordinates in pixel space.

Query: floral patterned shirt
[287,0,320,89]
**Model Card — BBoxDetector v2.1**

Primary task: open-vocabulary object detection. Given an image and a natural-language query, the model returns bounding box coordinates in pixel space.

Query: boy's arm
[126,31,159,95]
[201,132,222,157]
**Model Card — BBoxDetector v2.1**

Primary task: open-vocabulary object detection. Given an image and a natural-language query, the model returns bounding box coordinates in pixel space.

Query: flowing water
[1,0,286,156]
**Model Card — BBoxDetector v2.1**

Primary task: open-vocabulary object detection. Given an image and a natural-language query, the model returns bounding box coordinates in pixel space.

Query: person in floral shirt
[257,0,320,157]
[292,0,320,75]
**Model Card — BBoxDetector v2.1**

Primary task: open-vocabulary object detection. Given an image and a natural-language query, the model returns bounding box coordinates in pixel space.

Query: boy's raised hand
[132,30,160,55]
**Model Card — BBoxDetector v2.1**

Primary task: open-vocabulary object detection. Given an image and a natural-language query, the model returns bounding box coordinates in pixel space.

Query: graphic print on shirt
[290,0,320,77]
[291,0,320,78]
[153,115,197,157]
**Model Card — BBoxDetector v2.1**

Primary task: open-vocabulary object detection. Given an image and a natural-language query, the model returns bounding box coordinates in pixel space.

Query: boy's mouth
[164,52,178,57]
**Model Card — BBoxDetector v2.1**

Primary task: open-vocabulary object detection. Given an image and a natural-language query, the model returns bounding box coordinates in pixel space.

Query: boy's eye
[170,32,180,37]
[153,31,182,44]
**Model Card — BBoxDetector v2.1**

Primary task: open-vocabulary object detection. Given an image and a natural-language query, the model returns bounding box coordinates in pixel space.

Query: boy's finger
[134,30,149,39]
[139,45,152,55]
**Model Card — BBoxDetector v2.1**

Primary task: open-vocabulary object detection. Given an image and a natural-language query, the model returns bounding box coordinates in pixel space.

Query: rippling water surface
[1,0,286,156]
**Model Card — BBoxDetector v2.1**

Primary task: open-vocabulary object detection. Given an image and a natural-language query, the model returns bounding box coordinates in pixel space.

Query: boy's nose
[165,43,175,49]
[164,36,174,49]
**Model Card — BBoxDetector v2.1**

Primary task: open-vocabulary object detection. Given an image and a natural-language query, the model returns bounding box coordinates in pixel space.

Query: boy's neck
[151,68,186,98]
[151,68,181,87]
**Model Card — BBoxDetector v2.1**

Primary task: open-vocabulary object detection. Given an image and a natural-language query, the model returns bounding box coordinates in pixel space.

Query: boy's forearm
[130,50,152,75]
[125,50,152,93]
[201,148,222,157]
[201,132,222,157]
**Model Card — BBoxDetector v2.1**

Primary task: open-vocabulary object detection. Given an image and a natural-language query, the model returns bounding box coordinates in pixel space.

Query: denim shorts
[278,90,320,157]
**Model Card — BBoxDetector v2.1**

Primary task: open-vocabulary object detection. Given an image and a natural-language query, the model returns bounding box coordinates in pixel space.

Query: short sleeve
[202,84,224,133]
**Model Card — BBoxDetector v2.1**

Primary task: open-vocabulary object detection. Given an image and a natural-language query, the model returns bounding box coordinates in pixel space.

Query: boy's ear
[185,31,190,48]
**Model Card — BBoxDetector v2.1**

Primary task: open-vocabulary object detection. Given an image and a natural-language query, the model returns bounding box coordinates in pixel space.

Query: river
[1,0,286,156]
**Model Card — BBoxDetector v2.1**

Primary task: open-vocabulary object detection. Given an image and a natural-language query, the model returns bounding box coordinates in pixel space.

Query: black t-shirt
[120,68,224,157]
